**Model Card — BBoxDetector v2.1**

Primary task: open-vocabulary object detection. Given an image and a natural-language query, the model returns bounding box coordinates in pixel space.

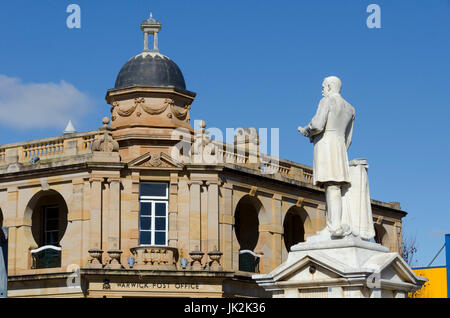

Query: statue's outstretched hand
[298,126,310,137]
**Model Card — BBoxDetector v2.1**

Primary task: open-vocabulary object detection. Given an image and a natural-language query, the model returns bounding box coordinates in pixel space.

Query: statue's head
[322,76,342,97]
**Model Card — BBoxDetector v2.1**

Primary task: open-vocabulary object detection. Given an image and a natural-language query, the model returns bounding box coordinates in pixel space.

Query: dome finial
[141,12,162,52]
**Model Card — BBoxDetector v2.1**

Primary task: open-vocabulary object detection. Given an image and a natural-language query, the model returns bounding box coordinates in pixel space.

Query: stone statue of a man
[298,76,355,238]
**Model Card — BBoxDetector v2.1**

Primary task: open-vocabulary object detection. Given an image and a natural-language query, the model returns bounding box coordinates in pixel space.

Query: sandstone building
[0,14,405,297]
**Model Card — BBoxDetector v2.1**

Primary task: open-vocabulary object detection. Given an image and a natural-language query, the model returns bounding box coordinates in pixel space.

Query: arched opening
[283,206,307,252]
[234,195,262,272]
[26,190,68,269]
[374,224,389,248]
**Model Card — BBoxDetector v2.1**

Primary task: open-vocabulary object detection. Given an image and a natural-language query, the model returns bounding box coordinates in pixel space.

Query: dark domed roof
[114,52,186,90]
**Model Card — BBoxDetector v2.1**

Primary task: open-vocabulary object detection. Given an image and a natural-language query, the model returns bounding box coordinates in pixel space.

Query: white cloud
[0,74,93,129]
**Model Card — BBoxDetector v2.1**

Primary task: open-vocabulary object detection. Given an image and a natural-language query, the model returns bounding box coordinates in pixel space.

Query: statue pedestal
[253,236,426,298]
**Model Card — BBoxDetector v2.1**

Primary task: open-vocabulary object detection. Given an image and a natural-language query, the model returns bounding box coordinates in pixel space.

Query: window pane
[45,232,59,245]
[140,217,151,230]
[155,202,166,217]
[140,202,152,216]
[46,220,59,231]
[45,207,59,219]
[155,232,166,245]
[140,231,152,245]
[155,217,166,231]
[140,183,167,198]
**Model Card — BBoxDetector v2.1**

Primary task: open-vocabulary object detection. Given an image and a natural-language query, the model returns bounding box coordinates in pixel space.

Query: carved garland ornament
[170,103,191,121]
[114,100,137,117]
[111,98,190,121]
[141,98,172,115]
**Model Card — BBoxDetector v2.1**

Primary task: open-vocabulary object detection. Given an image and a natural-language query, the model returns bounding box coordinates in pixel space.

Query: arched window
[374,224,389,248]
[283,207,306,252]
[28,190,68,269]
[234,196,261,272]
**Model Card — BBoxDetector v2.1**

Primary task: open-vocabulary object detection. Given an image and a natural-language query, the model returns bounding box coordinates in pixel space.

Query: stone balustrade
[130,246,179,270]
[22,139,65,160]
[0,128,315,185]
[213,140,315,184]
[0,131,99,165]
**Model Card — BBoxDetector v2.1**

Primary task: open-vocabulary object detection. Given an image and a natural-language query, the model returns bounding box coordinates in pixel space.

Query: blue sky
[0,0,449,266]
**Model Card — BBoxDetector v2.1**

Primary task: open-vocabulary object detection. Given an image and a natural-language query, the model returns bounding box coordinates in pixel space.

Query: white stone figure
[341,159,376,240]
[298,76,355,238]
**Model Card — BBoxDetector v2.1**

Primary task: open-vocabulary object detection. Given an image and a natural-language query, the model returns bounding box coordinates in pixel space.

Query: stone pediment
[270,254,352,283]
[363,252,421,285]
[128,152,182,169]
[253,238,427,297]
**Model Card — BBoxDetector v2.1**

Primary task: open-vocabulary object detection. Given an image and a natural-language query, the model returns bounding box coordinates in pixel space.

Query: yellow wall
[412,267,447,298]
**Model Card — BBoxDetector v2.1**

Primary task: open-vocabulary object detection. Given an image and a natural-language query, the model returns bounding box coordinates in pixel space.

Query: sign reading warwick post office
[114,282,200,290]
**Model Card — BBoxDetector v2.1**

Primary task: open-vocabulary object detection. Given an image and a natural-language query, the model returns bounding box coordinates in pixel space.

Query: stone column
[201,183,208,255]
[168,173,179,248]
[206,181,219,252]
[81,179,91,267]
[6,227,16,275]
[144,32,149,51]
[220,183,234,271]
[5,187,18,274]
[89,177,103,250]
[61,179,85,266]
[107,177,121,251]
[130,172,140,245]
[8,187,33,272]
[154,32,159,51]
[271,194,283,269]
[188,180,202,253]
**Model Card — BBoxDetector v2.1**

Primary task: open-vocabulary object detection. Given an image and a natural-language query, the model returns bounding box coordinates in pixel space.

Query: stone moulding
[130,246,179,270]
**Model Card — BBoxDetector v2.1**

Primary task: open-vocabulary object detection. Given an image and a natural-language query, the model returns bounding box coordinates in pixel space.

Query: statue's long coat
[308,93,355,187]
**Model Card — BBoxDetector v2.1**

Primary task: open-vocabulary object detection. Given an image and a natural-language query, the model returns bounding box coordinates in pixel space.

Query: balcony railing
[130,246,179,270]
[238,250,263,273]
[31,245,62,269]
